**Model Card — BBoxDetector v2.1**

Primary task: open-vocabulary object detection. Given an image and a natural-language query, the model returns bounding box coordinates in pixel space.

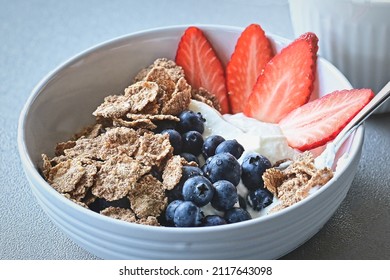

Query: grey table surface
[1,0,389,260]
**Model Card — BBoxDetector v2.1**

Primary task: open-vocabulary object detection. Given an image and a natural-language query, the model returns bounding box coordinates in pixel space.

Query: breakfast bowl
[17,25,362,259]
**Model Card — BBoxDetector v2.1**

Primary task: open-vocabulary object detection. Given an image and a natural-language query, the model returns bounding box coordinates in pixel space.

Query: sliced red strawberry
[279,89,375,151]
[226,24,273,113]
[244,32,319,123]
[175,26,230,114]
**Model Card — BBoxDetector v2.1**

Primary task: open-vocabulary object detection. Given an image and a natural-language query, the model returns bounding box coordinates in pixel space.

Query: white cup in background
[289,0,390,113]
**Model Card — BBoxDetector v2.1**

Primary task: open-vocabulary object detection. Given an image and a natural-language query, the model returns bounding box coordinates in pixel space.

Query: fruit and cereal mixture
[41,24,373,227]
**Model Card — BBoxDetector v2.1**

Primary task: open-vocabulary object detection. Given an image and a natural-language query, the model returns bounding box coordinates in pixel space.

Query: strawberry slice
[244,32,319,123]
[175,26,230,114]
[226,24,273,113]
[279,89,375,151]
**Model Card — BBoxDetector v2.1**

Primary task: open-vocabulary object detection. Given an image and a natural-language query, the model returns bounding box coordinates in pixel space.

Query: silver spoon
[315,81,390,169]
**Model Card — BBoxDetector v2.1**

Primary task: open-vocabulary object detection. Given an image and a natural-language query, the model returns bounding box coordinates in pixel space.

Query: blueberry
[89,197,130,212]
[177,110,205,133]
[224,207,251,224]
[202,215,227,226]
[247,188,274,211]
[182,175,215,207]
[181,166,204,181]
[211,180,238,211]
[165,200,183,226]
[173,201,203,227]
[204,152,241,186]
[215,139,244,159]
[182,130,204,156]
[153,120,177,133]
[202,135,225,159]
[161,129,182,155]
[180,152,200,165]
[167,166,204,202]
[241,153,272,191]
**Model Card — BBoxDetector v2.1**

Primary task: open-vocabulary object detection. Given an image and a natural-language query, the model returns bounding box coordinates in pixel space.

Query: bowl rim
[17,24,363,234]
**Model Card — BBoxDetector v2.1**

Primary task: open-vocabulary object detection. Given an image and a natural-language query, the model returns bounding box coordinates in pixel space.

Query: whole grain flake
[92,155,151,201]
[162,155,185,190]
[145,67,176,97]
[125,81,160,113]
[93,95,132,119]
[100,207,137,223]
[135,132,173,167]
[160,77,191,115]
[128,174,167,218]
[264,152,334,212]
[46,158,86,193]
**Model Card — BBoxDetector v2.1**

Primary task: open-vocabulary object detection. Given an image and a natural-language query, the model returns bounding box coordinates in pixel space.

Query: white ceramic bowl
[18,25,363,259]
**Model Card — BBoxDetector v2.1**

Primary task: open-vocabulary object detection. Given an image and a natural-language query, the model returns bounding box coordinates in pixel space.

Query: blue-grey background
[1,0,389,259]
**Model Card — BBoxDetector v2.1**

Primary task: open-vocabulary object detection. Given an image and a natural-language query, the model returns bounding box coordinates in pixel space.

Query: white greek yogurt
[189,100,297,164]
[189,100,298,218]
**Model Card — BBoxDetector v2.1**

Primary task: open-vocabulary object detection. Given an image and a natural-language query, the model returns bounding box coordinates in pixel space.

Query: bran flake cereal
[126,113,180,122]
[128,174,167,218]
[133,58,185,83]
[73,123,104,139]
[192,87,221,112]
[54,141,76,156]
[69,163,98,201]
[100,207,137,223]
[160,77,191,115]
[100,206,160,226]
[263,151,333,212]
[145,67,176,98]
[162,155,187,190]
[92,155,151,201]
[112,117,157,131]
[125,81,160,113]
[46,158,86,193]
[93,95,132,119]
[41,58,194,226]
[135,132,173,168]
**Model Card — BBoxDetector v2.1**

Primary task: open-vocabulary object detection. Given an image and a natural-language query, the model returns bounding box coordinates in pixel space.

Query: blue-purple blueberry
[211,180,238,211]
[182,175,215,207]
[202,215,227,226]
[177,110,205,134]
[173,201,203,227]
[202,135,225,159]
[241,152,272,191]
[224,207,251,224]
[215,139,244,159]
[181,130,204,156]
[204,152,241,186]
[247,188,273,211]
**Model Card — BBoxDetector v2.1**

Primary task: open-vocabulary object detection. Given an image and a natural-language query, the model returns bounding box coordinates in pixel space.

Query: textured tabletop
[1,0,389,260]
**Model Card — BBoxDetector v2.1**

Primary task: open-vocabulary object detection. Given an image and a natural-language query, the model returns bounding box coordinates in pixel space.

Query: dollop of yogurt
[189,100,297,164]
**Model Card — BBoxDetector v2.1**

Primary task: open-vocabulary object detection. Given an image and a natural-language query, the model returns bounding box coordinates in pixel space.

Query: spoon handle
[333,81,390,147]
